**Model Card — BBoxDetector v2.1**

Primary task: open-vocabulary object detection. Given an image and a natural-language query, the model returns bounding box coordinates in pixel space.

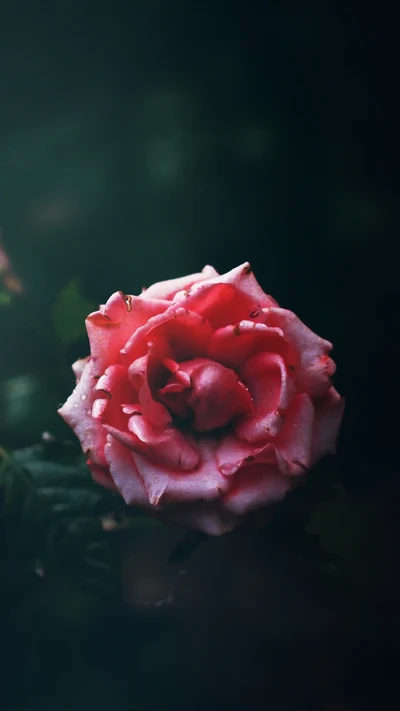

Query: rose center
[157,357,253,432]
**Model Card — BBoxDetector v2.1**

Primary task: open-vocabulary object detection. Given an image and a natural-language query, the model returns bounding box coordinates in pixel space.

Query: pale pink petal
[195,262,278,307]
[274,393,315,475]
[86,460,119,492]
[222,464,291,515]
[104,434,150,507]
[234,353,296,443]
[92,364,135,431]
[207,321,296,370]
[217,433,276,476]
[311,387,345,465]
[95,363,129,399]
[127,416,200,471]
[133,438,229,507]
[140,265,219,301]
[160,502,244,536]
[72,356,90,382]
[58,358,107,467]
[263,308,335,396]
[103,423,146,456]
[86,291,169,376]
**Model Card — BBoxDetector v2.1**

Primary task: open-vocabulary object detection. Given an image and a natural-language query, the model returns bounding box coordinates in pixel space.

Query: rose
[58,263,344,535]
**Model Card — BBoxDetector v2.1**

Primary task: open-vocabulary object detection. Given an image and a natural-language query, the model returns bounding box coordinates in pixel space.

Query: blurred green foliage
[52,278,95,345]
[0,442,119,602]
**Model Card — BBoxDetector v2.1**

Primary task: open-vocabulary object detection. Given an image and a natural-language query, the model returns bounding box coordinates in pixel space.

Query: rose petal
[121,306,213,366]
[217,433,276,476]
[234,353,296,443]
[207,321,295,370]
[128,416,199,471]
[72,356,90,383]
[104,434,149,507]
[172,282,263,330]
[58,358,107,467]
[311,387,345,465]
[140,265,219,301]
[128,352,172,427]
[86,292,169,376]
[162,357,253,432]
[93,364,135,431]
[274,393,315,475]
[223,464,290,515]
[86,460,119,492]
[263,308,335,396]
[196,262,278,308]
[133,438,229,506]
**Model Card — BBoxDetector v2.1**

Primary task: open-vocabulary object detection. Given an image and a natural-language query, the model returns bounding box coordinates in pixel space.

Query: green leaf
[12,442,119,596]
[52,278,95,345]
[1,441,119,598]
[0,447,48,600]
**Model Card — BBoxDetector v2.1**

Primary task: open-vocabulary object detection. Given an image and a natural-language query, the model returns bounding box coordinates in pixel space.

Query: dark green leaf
[3,441,119,597]
[0,447,48,600]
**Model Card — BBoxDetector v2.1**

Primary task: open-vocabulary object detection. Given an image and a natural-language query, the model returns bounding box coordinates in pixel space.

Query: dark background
[0,1,398,710]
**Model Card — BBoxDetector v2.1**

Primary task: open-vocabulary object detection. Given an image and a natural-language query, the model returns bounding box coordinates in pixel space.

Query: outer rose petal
[93,364,135,432]
[192,261,278,308]
[72,356,90,382]
[264,308,335,396]
[132,438,229,506]
[86,291,169,376]
[127,415,199,471]
[104,434,150,507]
[104,416,200,473]
[311,387,345,465]
[217,433,276,476]
[274,393,314,475]
[58,358,107,467]
[222,464,291,515]
[87,460,119,492]
[140,265,219,300]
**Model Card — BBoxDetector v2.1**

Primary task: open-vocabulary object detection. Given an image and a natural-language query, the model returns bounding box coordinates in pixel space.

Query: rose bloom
[59,263,344,535]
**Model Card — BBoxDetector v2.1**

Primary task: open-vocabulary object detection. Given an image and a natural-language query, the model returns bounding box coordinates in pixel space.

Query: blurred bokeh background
[1,1,398,710]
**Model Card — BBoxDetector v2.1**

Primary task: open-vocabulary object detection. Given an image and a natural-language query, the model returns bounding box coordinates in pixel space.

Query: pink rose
[59,263,344,535]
